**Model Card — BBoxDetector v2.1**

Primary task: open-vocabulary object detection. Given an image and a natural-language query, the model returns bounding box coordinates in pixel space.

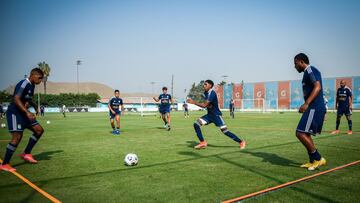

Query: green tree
[0,90,12,103]
[39,93,100,107]
[37,61,51,95]
[187,80,205,103]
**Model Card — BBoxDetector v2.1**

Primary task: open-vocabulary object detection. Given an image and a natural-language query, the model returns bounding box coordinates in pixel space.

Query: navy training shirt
[204,89,222,116]
[302,65,325,110]
[8,78,35,113]
[109,97,123,109]
[337,86,352,109]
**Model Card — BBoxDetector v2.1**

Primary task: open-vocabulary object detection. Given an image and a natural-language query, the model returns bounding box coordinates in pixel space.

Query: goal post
[122,97,158,116]
[232,98,280,112]
[233,98,266,113]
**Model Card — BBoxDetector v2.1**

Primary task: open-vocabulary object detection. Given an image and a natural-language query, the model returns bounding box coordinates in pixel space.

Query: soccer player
[294,53,326,171]
[187,80,246,149]
[61,104,66,118]
[323,96,328,121]
[229,99,235,119]
[153,87,173,131]
[40,104,45,117]
[108,90,124,135]
[331,80,353,135]
[0,68,45,172]
[183,103,189,118]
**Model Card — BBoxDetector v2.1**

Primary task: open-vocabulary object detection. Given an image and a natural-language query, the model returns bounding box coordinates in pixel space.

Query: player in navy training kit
[0,68,45,172]
[294,53,326,171]
[153,87,173,131]
[183,103,189,118]
[229,99,235,119]
[187,80,246,149]
[108,90,124,135]
[331,80,353,135]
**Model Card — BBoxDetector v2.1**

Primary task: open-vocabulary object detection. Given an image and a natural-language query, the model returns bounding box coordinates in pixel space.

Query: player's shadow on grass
[243,151,301,167]
[35,150,63,161]
[12,150,63,167]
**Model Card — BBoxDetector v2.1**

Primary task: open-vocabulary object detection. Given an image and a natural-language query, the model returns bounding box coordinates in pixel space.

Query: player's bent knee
[32,125,44,136]
[220,125,228,133]
[197,118,207,126]
[194,121,201,127]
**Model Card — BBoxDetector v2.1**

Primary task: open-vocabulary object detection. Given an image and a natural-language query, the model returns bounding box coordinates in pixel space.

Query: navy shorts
[337,107,352,116]
[6,110,39,132]
[159,107,171,114]
[296,108,325,136]
[198,114,226,128]
[109,109,121,119]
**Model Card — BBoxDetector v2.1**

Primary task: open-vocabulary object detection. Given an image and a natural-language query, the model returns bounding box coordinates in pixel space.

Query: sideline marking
[0,159,61,203]
[222,160,360,203]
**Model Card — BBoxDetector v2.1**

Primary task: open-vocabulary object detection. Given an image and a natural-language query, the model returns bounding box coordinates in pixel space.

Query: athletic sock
[24,134,41,154]
[336,118,340,130]
[3,143,17,165]
[310,149,321,162]
[193,123,204,142]
[348,120,352,131]
[224,131,241,143]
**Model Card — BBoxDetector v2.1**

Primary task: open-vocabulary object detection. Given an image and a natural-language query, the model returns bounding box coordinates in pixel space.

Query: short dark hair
[205,80,214,87]
[30,68,44,76]
[114,89,120,93]
[162,87,167,91]
[294,53,309,64]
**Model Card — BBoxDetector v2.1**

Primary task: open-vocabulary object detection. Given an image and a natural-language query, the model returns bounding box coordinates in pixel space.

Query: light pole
[76,60,82,94]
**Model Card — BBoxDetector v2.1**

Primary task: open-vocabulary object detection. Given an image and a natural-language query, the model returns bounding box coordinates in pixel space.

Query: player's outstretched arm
[153,97,159,102]
[187,98,210,108]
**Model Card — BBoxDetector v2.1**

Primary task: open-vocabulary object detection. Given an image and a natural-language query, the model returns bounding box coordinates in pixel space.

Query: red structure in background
[214,85,224,109]
[278,81,290,109]
[254,83,265,108]
[232,84,243,108]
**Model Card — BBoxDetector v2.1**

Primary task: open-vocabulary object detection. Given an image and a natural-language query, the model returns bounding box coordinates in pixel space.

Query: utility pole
[171,74,174,98]
[76,60,82,94]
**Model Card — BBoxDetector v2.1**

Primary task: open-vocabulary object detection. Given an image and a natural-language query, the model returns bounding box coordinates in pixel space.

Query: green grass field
[0,111,359,203]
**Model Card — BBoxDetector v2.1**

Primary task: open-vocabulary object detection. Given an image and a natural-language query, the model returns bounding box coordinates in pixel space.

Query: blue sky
[1,0,359,97]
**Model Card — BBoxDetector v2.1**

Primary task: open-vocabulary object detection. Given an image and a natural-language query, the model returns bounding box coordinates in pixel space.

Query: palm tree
[37,62,51,95]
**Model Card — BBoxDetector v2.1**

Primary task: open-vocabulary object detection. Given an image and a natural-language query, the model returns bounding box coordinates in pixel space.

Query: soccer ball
[124,153,138,166]
[46,120,51,124]
[0,123,5,128]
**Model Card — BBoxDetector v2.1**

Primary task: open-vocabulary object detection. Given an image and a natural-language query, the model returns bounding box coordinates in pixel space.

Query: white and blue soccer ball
[124,153,138,166]
[1,123,6,128]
